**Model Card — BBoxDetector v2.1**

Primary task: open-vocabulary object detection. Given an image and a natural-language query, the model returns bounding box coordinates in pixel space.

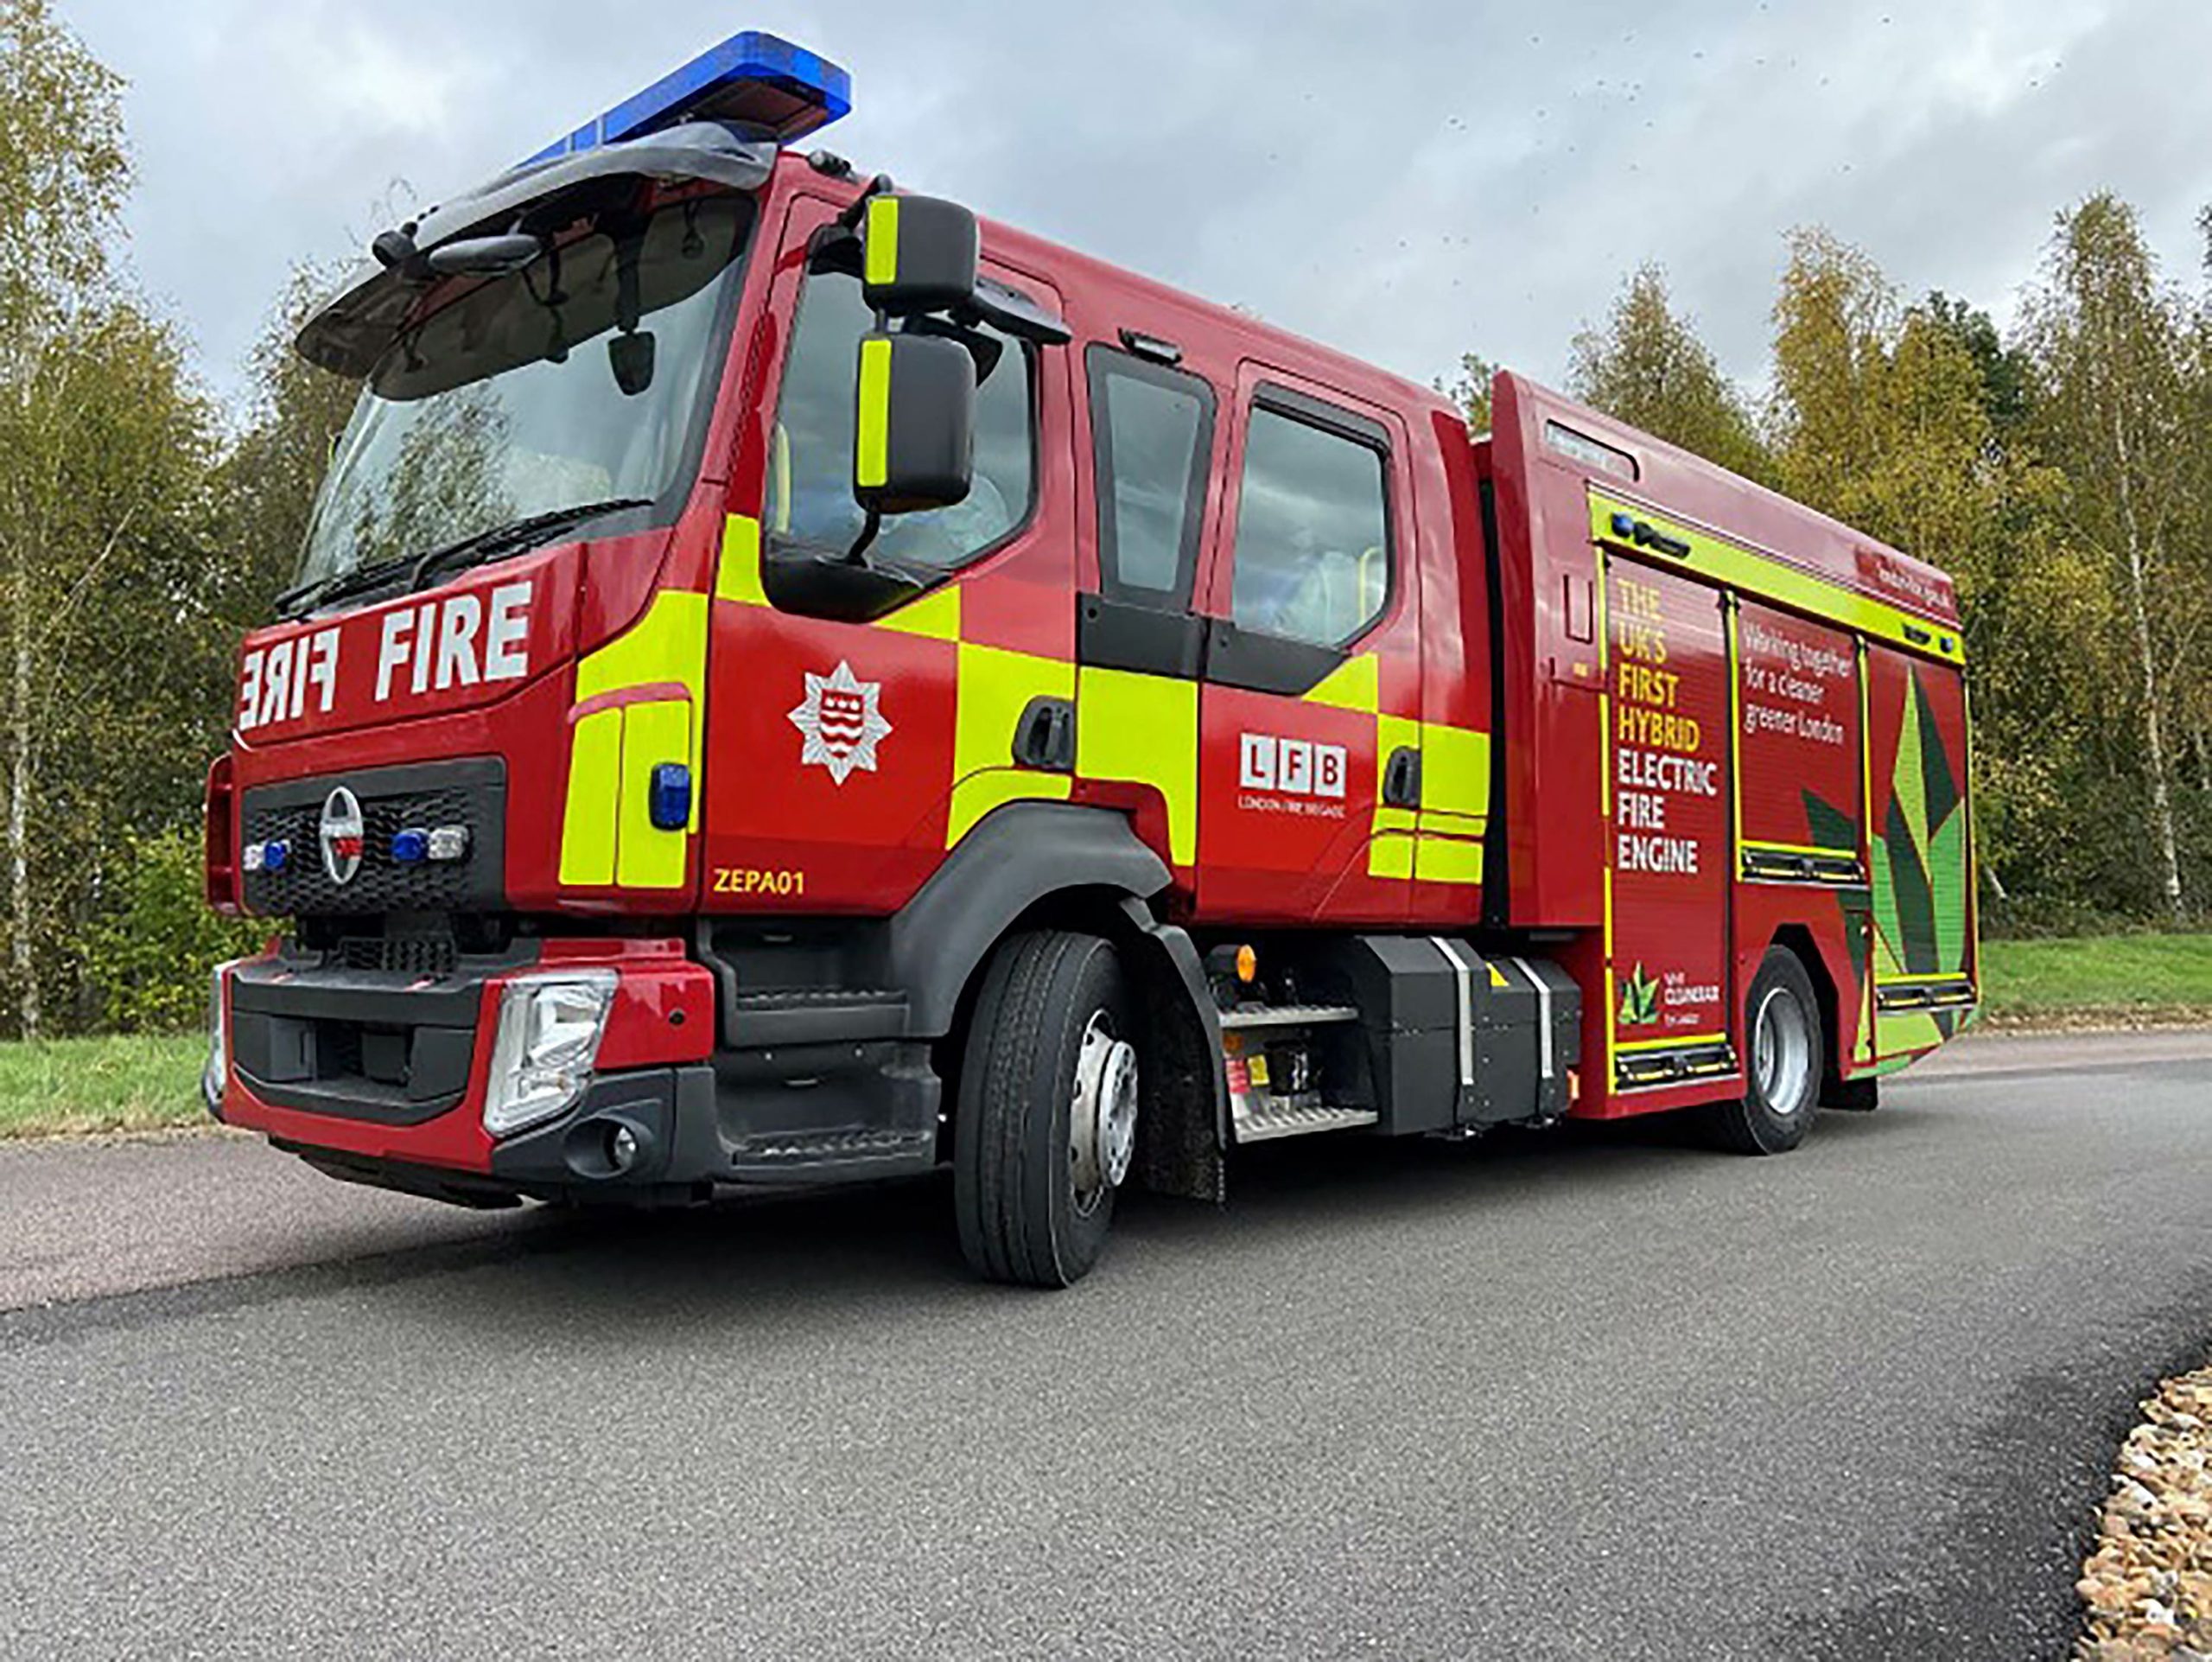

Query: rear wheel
[1700,946,1822,1155]
[953,930,1138,1287]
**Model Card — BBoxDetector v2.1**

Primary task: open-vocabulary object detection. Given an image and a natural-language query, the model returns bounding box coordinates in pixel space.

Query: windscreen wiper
[273,551,421,620]
[408,497,653,592]
[272,498,655,621]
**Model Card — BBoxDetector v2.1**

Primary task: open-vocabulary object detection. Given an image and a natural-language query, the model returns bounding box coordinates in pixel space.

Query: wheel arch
[887,803,1172,1038]
[896,806,1229,1204]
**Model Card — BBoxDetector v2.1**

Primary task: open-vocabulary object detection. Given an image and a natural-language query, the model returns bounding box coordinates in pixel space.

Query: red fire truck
[202,33,1977,1284]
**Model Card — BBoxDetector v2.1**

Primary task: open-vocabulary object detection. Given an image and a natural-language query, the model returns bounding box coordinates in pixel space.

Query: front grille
[239,759,504,917]
[339,934,459,977]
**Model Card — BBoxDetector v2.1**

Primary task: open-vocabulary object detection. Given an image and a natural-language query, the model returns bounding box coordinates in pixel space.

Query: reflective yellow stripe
[1077,666,1198,865]
[863,196,900,288]
[562,589,709,889]
[1602,864,1617,1086]
[1858,638,1877,1062]
[1745,837,1858,858]
[715,513,767,606]
[616,699,690,889]
[1414,834,1484,885]
[1726,598,1745,850]
[1300,653,1379,713]
[576,589,709,704]
[948,642,1076,846]
[1617,1032,1728,1054]
[1488,962,1510,989]
[855,336,892,489]
[878,583,962,640]
[1590,489,1963,664]
[1367,832,1414,879]
[950,771,1074,844]
[1419,808,1487,837]
[558,708,623,887]
[1596,548,1612,821]
[1371,710,1420,879]
[1420,722,1489,818]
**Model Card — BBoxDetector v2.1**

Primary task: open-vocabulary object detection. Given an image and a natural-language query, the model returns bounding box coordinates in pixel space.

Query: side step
[725,986,907,1048]
[1232,1103,1380,1144]
[1219,1003,1362,1031]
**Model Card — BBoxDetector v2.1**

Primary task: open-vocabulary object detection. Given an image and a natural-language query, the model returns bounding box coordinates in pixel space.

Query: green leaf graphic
[1870,669,1970,981]
[1618,962,1660,1027]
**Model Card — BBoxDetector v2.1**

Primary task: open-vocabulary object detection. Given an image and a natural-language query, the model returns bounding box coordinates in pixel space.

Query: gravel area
[2078,1365,2212,1658]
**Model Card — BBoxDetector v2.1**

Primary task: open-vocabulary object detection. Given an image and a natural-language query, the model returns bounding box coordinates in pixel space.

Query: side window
[1087,347,1215,607]
[1230,398,1391,647]
[765,269,1033,570]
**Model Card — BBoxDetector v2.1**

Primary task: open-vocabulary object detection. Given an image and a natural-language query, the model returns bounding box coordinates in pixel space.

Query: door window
[765,270,1033,569]
[1230,400,1391,647]
[1087,347,1215,606]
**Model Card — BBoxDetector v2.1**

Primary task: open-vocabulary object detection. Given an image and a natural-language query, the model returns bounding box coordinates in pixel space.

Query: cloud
[63,0,2212,411]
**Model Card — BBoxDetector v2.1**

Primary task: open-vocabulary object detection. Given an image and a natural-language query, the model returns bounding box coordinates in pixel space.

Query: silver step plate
[1218,1003,1362,1031]
[1232,1103,1380,1143]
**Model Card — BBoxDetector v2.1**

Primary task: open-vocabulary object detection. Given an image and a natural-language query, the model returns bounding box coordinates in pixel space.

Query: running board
[1219,1003,1362,1031]
[1232,1103,1380,1143]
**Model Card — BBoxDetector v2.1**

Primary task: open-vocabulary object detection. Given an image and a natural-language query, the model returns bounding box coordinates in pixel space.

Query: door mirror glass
[852,330,975,514]
[861,194,980,317]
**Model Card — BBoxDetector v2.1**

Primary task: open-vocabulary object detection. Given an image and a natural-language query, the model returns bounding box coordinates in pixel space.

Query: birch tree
[2024,194,2197,924]
[0,0,129,1034]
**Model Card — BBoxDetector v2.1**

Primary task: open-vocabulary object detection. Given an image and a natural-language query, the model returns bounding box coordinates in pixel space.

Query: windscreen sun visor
[296,122,777,381]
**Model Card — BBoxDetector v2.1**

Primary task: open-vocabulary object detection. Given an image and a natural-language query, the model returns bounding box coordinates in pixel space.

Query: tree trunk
[8,538,39,1038]
[2122,538,2187,925]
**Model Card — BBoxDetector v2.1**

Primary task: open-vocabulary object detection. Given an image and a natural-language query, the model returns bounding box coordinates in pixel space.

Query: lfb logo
[790,661,893,785]
[1239,734,1347,799]
[319,787,365,885]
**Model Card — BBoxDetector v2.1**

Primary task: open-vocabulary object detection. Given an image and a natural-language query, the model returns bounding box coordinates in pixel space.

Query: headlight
[482,971,618,1137]
[201,962,234,1114]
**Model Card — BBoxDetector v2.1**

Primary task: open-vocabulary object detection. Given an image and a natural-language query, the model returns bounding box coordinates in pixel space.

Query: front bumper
[214,936,942,1204]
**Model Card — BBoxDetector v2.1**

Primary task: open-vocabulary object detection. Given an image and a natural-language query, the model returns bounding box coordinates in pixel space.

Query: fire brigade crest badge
[789,660,892,785]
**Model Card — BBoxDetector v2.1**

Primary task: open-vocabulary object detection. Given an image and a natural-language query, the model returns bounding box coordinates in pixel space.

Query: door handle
[1382,746,1421,809]
[1013,697,1076,773]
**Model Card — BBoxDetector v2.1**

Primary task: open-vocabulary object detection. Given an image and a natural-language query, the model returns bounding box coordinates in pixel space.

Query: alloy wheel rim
[1069,1009,1139,1214]
[1753,984,1813,1115]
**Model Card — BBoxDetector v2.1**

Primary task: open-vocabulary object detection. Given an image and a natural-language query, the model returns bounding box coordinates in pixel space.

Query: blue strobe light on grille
[525,31,852,165]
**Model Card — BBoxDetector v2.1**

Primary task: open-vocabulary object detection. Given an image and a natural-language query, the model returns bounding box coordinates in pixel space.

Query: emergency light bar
[524,30,851,166]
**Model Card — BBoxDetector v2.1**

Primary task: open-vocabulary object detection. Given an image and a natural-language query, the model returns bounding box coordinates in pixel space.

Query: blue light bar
[525,31,851,166]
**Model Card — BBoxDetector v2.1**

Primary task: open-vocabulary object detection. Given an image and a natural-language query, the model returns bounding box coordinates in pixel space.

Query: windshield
[295,188,757,594]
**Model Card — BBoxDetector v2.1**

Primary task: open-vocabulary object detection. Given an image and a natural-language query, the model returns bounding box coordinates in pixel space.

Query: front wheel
[1700,946,1823,1155]
[953,931,1139,1287]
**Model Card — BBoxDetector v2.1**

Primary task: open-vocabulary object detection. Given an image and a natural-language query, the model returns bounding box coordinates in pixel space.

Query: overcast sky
[62,0,2212,412]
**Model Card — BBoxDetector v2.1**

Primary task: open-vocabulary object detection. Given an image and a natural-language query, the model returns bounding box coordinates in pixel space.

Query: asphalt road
[3,1031,2209,1660]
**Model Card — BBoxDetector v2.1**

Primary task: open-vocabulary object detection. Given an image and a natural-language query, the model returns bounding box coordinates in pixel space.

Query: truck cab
[205,33,1974,1284]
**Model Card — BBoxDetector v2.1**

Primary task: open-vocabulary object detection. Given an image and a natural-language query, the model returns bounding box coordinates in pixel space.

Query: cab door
[1192,368,1420,926]
[700,191,1076,912]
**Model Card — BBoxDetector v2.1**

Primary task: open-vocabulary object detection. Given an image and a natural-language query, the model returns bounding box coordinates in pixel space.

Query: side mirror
[861,194,979,317]
[852,331,975,514]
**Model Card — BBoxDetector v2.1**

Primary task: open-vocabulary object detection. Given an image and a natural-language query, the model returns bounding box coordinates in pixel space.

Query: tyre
[953,930,1139,1287]
[1700,946,1823,1155]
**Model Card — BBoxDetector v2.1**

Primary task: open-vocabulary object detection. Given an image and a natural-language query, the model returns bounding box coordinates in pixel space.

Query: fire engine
[203,33,1978,1285]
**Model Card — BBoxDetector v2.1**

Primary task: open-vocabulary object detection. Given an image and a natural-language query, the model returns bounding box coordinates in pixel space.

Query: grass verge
[0,1033,209,1140]
[1978,933,2212,1028]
